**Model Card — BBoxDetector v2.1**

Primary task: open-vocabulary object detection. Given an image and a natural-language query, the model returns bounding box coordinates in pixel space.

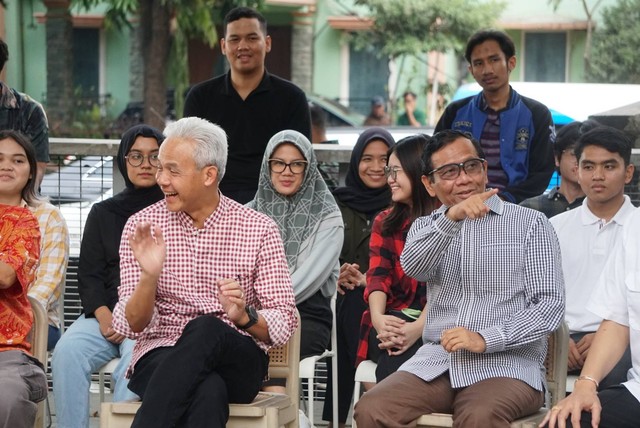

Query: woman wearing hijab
[52,124,165,428]
[360,135,436,381]
[248,130,343,364]
[322,127,396,427]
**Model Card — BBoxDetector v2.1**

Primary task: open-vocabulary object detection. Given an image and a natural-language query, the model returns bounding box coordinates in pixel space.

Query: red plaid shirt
[356,209,427,364]
[112,196,297,374]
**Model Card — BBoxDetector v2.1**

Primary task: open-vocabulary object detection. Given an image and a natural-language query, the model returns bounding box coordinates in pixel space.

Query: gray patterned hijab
[248,130,340,270]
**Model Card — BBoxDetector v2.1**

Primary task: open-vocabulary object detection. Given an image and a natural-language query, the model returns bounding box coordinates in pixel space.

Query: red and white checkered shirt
[112,195,297,374]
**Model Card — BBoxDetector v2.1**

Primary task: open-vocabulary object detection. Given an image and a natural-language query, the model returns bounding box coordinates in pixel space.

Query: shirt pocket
[474,242,525,297]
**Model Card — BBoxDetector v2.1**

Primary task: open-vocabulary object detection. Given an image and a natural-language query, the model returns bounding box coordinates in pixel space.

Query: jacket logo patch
[515,128,529,150]
[453,120,472,129]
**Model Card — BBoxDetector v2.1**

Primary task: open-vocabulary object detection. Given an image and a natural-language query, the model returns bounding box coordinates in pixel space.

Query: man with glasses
[354,130,565,427]
[435,30,555,204]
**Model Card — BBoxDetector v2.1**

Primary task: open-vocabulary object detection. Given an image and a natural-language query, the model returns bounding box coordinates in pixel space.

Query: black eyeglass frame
[124,153,160,167]
[427,158,486,181]
[268,159,309,174]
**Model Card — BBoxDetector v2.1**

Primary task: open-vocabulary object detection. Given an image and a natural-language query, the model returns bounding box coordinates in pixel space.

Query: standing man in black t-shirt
[184,7,311,203]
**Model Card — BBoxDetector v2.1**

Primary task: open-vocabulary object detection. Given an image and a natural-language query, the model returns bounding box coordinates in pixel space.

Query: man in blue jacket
[435,30,555,203]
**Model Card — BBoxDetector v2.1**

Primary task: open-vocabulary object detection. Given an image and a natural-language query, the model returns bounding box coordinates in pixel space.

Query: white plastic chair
[299,294,338,427]
[351,359,377,428]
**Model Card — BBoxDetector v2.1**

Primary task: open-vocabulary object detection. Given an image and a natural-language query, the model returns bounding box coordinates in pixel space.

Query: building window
[524,32,567,82]
[72,28,100,103]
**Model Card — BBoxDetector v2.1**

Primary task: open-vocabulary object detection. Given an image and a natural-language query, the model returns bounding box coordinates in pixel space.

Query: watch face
[247,306,258,321]
[242,306,258,329]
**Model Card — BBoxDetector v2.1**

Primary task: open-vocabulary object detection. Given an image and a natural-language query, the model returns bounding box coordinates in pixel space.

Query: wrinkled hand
[539,383,600,428]
[568,338,584,371]
[446,188,498,221]
[576,333,595,360]
[97,311,125,344]
[128,222,165,277]
[377,318,422,355]
[337,263,365,295]
[218,278,246,324]
[441,327,486,353]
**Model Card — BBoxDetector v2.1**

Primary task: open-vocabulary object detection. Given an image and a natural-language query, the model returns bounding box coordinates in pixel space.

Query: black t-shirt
[184,72,311,201]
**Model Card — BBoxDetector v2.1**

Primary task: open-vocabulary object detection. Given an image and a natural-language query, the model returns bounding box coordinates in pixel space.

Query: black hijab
[101,124,165,218]
[332,127,395,217]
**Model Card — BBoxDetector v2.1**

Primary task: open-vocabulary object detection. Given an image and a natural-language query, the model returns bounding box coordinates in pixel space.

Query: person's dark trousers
[127,315,268,428]
[47,325,61,351]
[569,332,632,390]
[555,385,640,428]
[322,287,367,423]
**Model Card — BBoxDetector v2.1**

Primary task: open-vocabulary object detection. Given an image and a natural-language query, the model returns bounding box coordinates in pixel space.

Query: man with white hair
[111,117,297,427]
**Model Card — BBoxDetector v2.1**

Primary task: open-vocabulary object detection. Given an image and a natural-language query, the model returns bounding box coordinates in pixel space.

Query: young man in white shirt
[550,125,635,390]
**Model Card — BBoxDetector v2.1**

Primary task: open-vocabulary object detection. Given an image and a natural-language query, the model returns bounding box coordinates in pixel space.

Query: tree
[584,0,640,83]
[353,0,505,59]
[77,0,261,129]
[353,0,505,119]
[548,0,603,71]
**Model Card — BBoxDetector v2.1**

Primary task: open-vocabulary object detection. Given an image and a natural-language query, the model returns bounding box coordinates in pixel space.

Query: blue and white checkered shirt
[399,195,565,392]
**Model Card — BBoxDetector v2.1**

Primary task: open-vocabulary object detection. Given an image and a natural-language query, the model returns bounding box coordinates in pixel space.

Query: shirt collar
[0,82,18,109]
[175,192,229,230]
[478,86,514,113]
[223,70,271,97]
[436,190,504,216]
[579,195,634,226]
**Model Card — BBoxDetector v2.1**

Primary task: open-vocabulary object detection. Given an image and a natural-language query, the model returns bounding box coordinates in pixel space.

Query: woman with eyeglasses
[323,127,396,427]
[52,124,164,428]
[359,134,438,383]
[248,129,343,375]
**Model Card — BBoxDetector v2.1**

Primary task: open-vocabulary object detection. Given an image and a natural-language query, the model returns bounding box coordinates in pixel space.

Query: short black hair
[422,130,485,179]
[223,7,267,36]
[0,130,39,205]
[403,91,417,100]
[553,120,600,159]
[0,38,8,72]
[465,30,515,63]
[575,125,633,166]
[309,103,327,131]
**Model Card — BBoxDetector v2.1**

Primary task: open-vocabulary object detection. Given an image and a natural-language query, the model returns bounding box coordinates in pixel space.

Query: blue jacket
[435,87,555,203]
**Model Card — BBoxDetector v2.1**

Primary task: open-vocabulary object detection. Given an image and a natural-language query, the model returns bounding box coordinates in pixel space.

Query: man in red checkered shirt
[111,116,297,427]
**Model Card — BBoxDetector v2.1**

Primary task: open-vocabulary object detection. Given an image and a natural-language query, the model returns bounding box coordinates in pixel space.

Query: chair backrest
[28,295,48,428]
[267,310,301,402]
[27,296,48,369]
[545,321,569,407]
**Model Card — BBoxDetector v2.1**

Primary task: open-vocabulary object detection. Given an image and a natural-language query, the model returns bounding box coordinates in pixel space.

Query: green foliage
[50,87,114,138]
[353,0,506,58]
[586,0,640,83]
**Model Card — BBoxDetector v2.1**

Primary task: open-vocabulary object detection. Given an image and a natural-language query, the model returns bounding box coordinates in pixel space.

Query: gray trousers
[0,350,47,428]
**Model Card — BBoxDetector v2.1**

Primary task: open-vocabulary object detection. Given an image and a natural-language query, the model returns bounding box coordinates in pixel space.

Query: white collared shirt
[551,196,636,333]
[587,207,640,401]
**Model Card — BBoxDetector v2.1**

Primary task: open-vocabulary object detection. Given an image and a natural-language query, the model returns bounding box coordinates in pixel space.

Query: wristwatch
[239,306,259,330]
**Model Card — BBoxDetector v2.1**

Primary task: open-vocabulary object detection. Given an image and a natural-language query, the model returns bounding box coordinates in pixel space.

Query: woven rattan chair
[415,322,569,428]
[100,311,301,428]
[28,296,49,428]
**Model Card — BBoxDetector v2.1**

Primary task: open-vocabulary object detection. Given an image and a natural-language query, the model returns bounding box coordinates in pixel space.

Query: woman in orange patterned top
[0,129,47,428]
